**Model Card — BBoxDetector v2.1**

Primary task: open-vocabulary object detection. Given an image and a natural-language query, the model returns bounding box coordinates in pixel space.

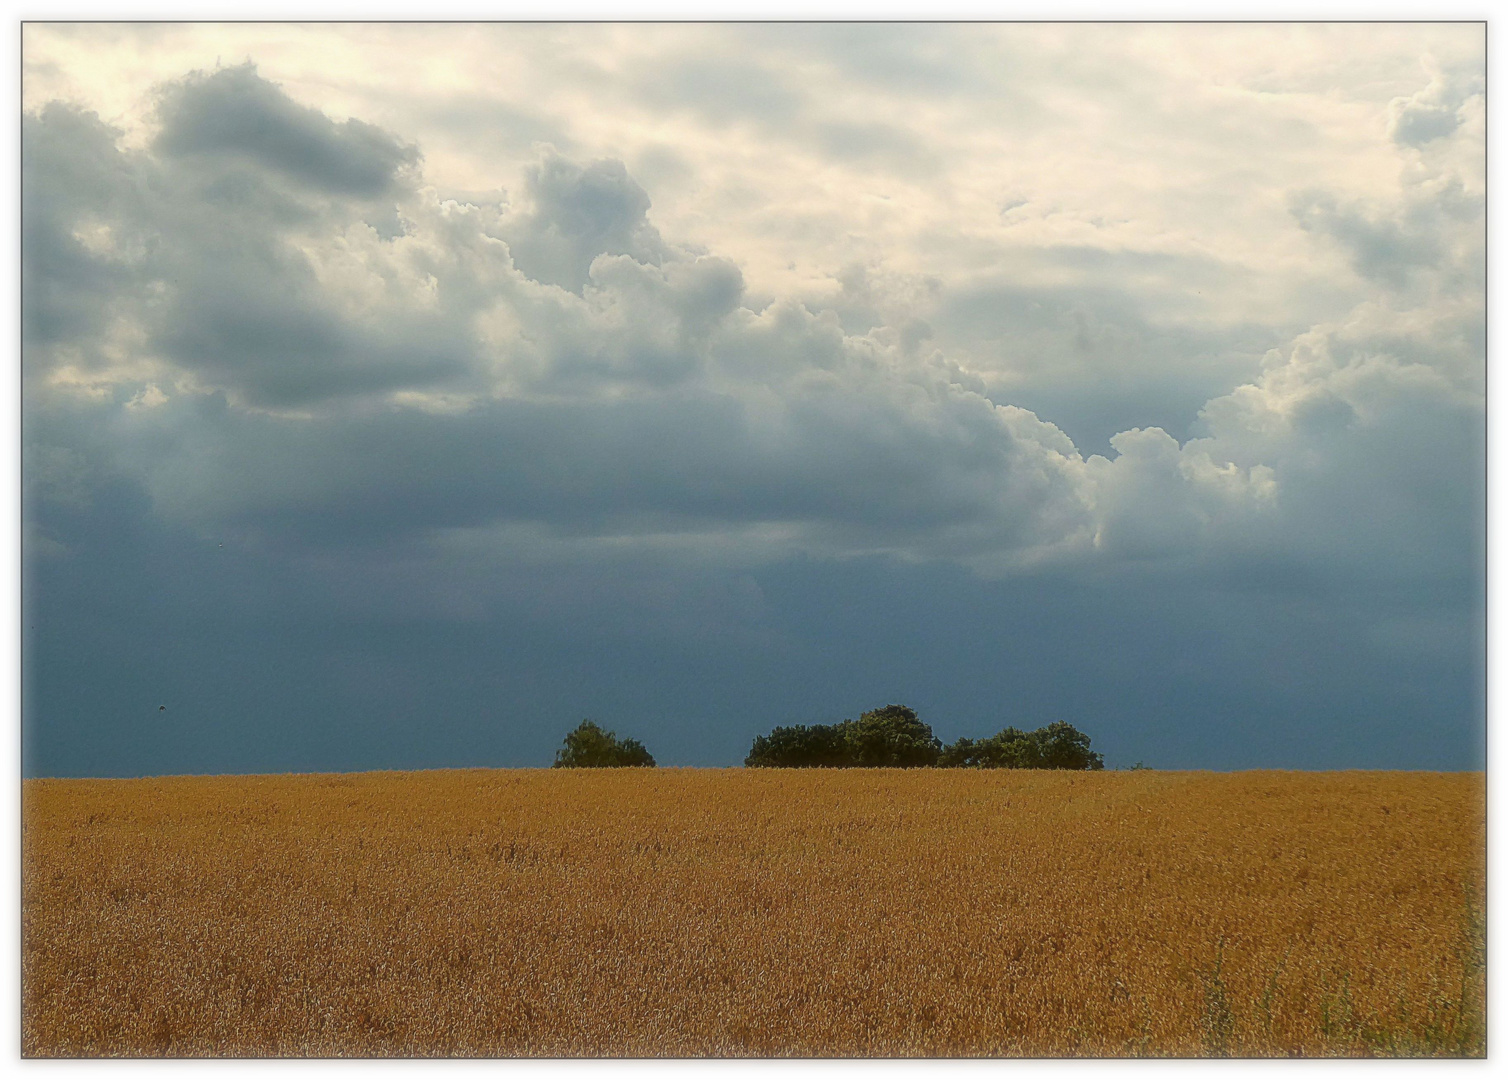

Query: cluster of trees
[551,706,1106,770]
[744,705,1104,770]
[552,720,656,768]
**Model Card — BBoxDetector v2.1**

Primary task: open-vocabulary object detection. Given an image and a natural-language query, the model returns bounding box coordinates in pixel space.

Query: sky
[19,22,1485,776]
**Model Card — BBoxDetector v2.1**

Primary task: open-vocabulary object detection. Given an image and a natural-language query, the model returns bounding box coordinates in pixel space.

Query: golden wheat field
[22,768,1485,1058]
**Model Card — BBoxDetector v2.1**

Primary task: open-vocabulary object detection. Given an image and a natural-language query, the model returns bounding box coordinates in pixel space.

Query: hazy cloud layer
[21,28,1484,774]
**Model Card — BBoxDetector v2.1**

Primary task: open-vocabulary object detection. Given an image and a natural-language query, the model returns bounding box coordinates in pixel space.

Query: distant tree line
[745,705,1104,770]
[551,706,1105,770]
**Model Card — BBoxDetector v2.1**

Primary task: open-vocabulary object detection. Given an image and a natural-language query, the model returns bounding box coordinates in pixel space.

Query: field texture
[22,769,1485,1057]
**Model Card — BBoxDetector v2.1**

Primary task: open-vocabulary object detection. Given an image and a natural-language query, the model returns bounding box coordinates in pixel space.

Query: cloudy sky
[21,22,1484,776]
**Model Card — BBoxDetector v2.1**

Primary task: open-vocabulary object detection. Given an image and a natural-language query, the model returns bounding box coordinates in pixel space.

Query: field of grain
[22,768,1484,1057]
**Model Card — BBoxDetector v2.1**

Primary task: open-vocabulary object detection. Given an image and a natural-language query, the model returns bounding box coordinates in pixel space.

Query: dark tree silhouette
[940,721,1104,770]
[1032,720,1105,770]
[849,704,941,767]
[747,709,1106,770]
[744,722,854,767]
[553,720,656,768]
[745,704,940,767]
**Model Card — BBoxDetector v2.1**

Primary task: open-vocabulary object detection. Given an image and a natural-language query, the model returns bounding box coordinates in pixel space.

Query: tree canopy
[849,705,942,767]
[747,708,1103,770]
[744,721,855,768]
[744,705,943,768]
[553,720,656,768]
[938,720,1104,770]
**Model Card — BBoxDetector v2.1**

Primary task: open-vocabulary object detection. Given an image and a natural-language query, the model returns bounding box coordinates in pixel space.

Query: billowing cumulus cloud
[1387,55,1484,149]
[155,63,420,196]
[504,152,671,293]
[21,28,1484,776]
[26,67,1105,568]
[25,63,1476,577]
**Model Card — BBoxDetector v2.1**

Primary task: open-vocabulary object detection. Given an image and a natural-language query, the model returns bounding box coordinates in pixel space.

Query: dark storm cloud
[21,105,146,360]
[154,63,419,196]
[24,79,472,408]
[157,295,472,409]
[77,363,1086,563]
[22,71,1477,582]
[20,76,1095,562]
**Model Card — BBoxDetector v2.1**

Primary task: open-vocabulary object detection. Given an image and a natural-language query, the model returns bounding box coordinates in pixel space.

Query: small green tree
[552,720,656,768]
[1033,720,1104,770]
